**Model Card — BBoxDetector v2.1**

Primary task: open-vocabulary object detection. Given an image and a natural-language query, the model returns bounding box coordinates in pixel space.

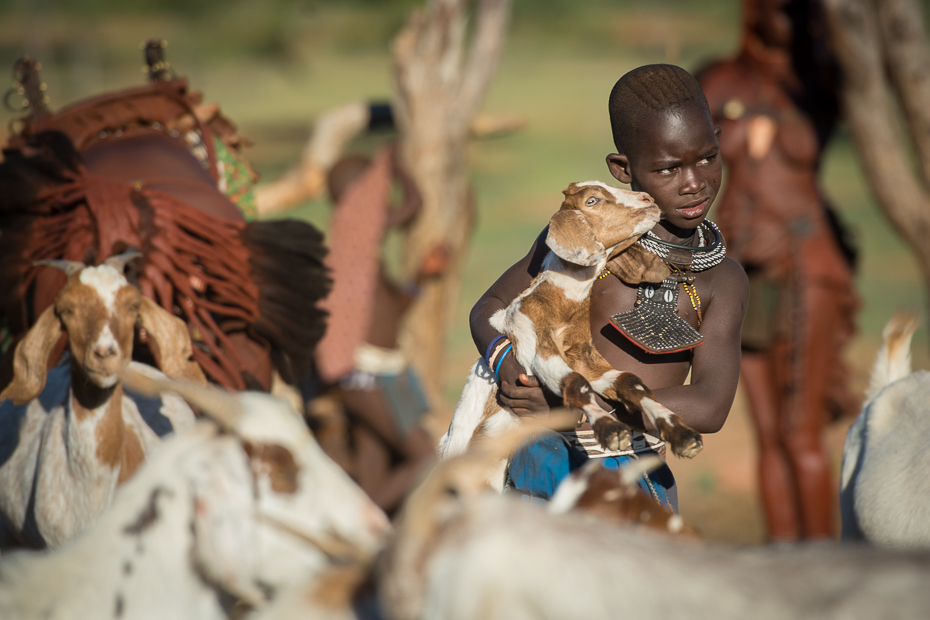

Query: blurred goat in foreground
[379,415,930,620]
[0,368,389,619]
[841,313,930,547]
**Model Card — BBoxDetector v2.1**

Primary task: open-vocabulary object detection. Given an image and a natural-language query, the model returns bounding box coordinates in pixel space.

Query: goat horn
[103,250,143,273]
[466,410,578,462]
[395,410,580,530]
[33,259,86,277]
[618,454,664,488]
[548,459,604,515]
[120,366,245,432]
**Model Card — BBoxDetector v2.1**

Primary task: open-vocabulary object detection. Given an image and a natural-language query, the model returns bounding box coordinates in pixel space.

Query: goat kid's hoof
[656,417,703,459]
[671,433,703,459]
[592,419,631,452]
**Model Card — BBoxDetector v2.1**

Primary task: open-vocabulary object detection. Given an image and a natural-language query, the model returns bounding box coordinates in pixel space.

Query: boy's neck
[652,220,699,245]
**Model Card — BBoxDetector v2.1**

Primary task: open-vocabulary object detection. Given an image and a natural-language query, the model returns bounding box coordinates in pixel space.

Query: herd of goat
[0,248,928,618]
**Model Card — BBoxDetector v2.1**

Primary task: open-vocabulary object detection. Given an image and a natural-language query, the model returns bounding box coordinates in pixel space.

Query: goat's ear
[547,209,605,266]
[0,305,62,405]
[606,243,670,285]
[137,296,207,386]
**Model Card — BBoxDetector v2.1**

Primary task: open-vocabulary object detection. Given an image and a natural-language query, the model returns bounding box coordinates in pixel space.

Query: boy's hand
[497,357,551,416]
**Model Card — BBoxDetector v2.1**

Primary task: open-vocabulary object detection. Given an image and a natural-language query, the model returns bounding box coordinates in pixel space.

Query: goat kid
[0,369,389,620]
[840,313,930,547]
[0,253,205,549]
[548,456,697,537]
[440,181,702,489]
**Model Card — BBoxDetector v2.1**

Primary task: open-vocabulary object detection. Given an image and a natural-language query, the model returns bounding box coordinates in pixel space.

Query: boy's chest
[589,270,710,331]
[590,276,700,389]
[587,272,704,387]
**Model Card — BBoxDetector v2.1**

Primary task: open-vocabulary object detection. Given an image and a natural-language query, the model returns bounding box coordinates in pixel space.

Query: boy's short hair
[609,64,710,154]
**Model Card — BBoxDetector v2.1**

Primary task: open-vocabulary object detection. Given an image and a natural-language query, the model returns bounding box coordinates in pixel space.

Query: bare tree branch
[824,0,930,271]
[456,0,512,131]
[391,0,512,406]
[877,0,930,188]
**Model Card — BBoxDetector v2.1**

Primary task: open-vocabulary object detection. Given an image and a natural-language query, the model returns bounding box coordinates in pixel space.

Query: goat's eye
[585,197,599,206]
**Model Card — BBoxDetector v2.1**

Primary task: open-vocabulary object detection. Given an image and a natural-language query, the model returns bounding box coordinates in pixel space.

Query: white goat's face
[55,265,141,388]
[233,394,390,585]
[115,370,391,598]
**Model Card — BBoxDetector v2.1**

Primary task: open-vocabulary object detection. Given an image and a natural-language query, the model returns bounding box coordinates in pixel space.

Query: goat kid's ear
[0,305,62,405]
[606,243,670,285]
[547,209,605,266]
[137,296,207,385]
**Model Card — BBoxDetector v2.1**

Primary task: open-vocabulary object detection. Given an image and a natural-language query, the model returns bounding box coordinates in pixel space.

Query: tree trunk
[391,0,512,408]
[823,0,930,293]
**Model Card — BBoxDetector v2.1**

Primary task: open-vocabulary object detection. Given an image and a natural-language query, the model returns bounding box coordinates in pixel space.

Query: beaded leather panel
[609,276,704,354]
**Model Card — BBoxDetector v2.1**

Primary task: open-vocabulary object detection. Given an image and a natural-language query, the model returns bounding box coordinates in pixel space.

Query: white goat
[0,368,389,620]
[840,313,930,547]
[0,254,204,549]
[379,424,930,620]
[440,181,701,490]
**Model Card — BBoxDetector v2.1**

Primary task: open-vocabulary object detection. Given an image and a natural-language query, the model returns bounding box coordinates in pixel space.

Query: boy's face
[606,102,722,232]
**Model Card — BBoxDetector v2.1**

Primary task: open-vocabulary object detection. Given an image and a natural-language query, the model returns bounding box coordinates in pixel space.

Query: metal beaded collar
[636,220,726,272]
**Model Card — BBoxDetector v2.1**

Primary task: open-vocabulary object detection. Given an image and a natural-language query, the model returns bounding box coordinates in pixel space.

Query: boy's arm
[648,258,749,433]
[469,227,554,415]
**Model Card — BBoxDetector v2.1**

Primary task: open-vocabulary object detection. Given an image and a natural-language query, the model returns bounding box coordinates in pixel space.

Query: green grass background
[2,0,928,542]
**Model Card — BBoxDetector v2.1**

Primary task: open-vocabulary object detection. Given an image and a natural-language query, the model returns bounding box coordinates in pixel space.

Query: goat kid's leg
[593,371,703,458]
[561,372,632,452]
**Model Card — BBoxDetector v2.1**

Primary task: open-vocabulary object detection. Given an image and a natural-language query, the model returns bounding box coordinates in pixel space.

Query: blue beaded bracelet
[493,343,513,376]
[485,334,506,365]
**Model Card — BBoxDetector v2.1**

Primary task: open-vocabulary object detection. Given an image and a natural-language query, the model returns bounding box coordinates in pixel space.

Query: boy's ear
[606,243,670,285]
[606,153,632,185]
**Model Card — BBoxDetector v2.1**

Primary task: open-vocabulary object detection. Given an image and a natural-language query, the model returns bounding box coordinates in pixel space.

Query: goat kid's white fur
[439,181,670,489]
[840,313,930,547]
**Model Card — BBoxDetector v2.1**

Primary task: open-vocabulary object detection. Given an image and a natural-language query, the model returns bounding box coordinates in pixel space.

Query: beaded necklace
[606,220,726,354]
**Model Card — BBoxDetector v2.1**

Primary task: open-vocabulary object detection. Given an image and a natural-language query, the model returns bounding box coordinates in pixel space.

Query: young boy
[470,64,749,510]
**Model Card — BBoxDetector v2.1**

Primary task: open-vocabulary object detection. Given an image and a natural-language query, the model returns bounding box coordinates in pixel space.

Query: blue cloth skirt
[506,429,678,513]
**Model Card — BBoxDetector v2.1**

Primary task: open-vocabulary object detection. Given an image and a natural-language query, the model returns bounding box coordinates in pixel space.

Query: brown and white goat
[380,424,930,620]
[439,181,702,489]
[0,254,205,548]
[0,369,389,620]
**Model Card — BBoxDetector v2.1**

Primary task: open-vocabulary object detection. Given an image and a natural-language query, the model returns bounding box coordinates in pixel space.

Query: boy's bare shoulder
[705,256,749,307]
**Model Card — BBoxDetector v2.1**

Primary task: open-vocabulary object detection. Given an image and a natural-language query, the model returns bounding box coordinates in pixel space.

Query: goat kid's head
[548,458,695,537]
[547,181,661,268]
[1,253,205,405]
